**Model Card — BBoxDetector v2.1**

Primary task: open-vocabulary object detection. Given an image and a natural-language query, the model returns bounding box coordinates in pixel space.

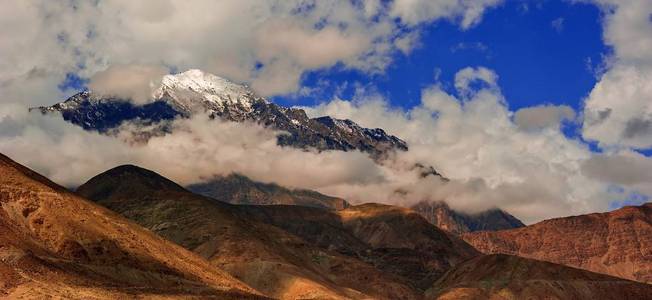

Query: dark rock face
[186,173,349,210]
[34,71,408,160]
[33,92,182,132]
[411,201,525,235]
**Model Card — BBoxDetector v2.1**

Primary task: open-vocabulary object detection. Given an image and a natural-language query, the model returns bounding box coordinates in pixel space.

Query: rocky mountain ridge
[187,173,349,210]
[35,69,408,159]
[412,201,525,235]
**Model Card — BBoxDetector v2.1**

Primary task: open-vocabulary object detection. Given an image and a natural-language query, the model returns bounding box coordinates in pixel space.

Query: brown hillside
[77,165,420,299]
[426,254,652,300]
[0,153,262,299]
[463,203,652,283]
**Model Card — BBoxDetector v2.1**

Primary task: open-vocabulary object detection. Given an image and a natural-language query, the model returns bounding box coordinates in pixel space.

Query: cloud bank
[3,65,648,224]
[88,65,168,105]
[582,0,652,150]
[0,0,503,106]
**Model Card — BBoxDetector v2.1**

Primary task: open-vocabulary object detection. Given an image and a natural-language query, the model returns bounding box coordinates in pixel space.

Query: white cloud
[305,67,623,223]
[88,65,168,105]
[390,0,503,28]
[0,0,503,104]
[454,66,499,98]
[582,0,652,150]
[2,0,651,224]
[581,151,652,197]
[514,104,576,131]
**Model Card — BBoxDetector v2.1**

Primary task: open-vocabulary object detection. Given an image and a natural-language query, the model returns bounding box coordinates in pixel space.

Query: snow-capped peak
[154,69,264,112]
[159,69,249,95]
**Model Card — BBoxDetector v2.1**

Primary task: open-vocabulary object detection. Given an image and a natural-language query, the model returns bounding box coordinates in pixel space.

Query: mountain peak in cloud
[35,68,408,160]
[156,69,263,111]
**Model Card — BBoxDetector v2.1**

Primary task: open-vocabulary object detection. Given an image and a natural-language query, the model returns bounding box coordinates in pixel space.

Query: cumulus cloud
[582,0,652,150]
[0,102,385,191]
[390,0,503,28]
[581,151,652,199]
[88,65,168,104]
[0,0,502,104]
[305,67,622,223]
[514,104,576,131]
[454,66,499,98]
[582,152,652,185]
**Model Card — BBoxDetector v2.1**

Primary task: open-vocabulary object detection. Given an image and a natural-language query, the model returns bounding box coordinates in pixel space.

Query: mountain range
[34,69,524,234]
[34,69,407,160]
[2,152,651,299]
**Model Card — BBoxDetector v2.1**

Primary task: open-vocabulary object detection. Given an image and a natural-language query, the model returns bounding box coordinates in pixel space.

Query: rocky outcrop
[412,201,525,234]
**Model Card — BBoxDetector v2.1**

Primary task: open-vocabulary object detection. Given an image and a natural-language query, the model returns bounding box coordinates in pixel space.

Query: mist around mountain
[411,201,525,235]
[35,69,408,160]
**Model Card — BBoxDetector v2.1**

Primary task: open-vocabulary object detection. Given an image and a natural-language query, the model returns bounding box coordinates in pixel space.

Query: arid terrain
[426,254,652,300]
[464,203,652,283]
[0,153,262,299]
[77,164,476,298]
[2,152,652,299]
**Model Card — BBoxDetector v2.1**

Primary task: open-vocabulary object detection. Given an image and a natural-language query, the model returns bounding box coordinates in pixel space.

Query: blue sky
[275,0,606,120]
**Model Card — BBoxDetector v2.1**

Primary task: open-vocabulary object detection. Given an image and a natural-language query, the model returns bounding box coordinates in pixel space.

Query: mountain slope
[187,173,349,210]
[35,69,407,159]
[463,203,652,283]
[426,254,652,300]
[412,201,525,235]
[0,153,262,299]
[237,203,480,291]
[77,165,420,299]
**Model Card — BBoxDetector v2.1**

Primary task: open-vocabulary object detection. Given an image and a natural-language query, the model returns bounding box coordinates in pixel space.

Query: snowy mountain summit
[155,69,264,113]
[35,69,408,159]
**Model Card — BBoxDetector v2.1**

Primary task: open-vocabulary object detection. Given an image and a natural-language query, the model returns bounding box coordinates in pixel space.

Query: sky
[1,0,652,223]
[275,0,606,112]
